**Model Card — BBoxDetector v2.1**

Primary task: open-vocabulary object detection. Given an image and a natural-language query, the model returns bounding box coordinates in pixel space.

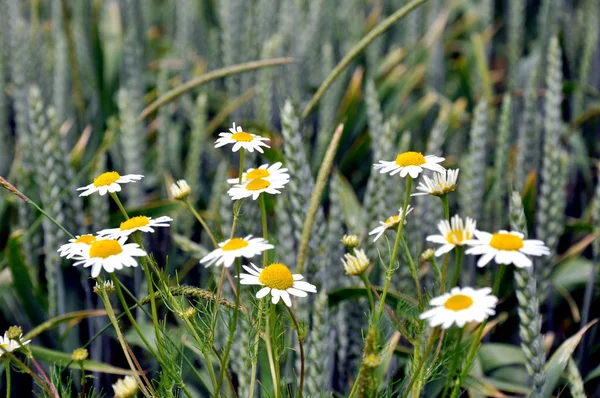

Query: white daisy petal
[200,236,273,268]
[420,287,497,329]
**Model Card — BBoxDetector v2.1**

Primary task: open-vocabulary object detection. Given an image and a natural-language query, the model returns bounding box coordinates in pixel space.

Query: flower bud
[341,234,360,248]
[72,348,89,362]
[341,249,370,276]
[420,248,436,263]
[6,326,22,340]
[170,180,191,200]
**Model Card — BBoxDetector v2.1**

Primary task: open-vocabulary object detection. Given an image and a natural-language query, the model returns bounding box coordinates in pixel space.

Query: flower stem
[109,192,129,220]
[450,264,506,397]
[99,289,153,398]
[259,193,268,264]
[286,306,305,398]
[264,302,279,398]
[441,194,450,221]
[375,176,412,324]
[5,358,10,398]
[401,235,422,309]
[400,328,440,398]
[360,273,376,315]
[450,247,464,288]
[183,199,218,248]
[4,353,55,397]
[248,299,265,398]
[215,260,242,396]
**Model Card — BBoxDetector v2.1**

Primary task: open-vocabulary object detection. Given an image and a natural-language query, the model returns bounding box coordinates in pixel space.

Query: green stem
[112,275,158,357]
[401,236,422,309]
[450,264,506,397]
[442,328,465,398]
[248,299,265,398]
[440,254,450,293]
[215,261,242,396]
[360,273,376,316]
[79,363,85,398]
[347,366,363,398]
[238,149,245,185]
[441,194,450,221]
[401,328,440,398]
[450,247,464,288]
[285,306,304,398]
[109,192,129,220]
[5,358,10,398]
[18,190,74,239]
[264,302,279,398]
[184,199,218,248]
[431,256,442,280]
[99,289,152,398]
[271,303,281,390]
[375,177,412,324]
[4,353,54,397]
[259,194,268,264]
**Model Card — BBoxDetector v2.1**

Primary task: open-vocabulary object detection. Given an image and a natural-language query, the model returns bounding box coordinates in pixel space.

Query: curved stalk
[286,306,305,397]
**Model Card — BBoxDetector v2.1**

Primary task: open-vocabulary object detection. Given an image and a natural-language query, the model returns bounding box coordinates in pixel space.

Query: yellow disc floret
[395,151,426,167]
[489,233,524,251]
[93,171,121,187]
[246,169,270,180]
[444,294,474,311]
[120,216,150,231]
[231,131,254,142]
[446,230,470,244]
[222,238,250,251]
[89,240,123,258]
[246,178,270,191]
[75,235,96,245]
[384,215,400,229]
[259,263,294,290]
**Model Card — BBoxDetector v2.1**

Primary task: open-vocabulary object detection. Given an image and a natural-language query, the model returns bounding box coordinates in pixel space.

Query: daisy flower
[425,215,476,257]
[113,376,139,398]
[77,171,143,197]
[58,234,97,259]
[412,169,459,197]
[419,287,497,329]
[368,205,414,242]
[214,122,270,153]
[240,263,317,307]
[71,237,146,278]
[0,332,31,357]
[226,162,290,185]
[171,179,191,200]
[200,235,274,268]
[374,151,445,178]
[465,230,550,268]
[227,177,289,200]
[97,215,173,239]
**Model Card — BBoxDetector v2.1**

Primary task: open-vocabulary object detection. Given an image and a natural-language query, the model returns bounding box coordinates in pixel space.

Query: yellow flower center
[231,132,254,142]
[446,230,470,244]
[75,235,96,245]
[89,240,123,258]
[246,169,270,180]
[489,233,524,251]
[395,151,426,167]
[222,238,249,251]
[246,178,270,191]
[0,343,8,350]
[258,263,294,290]
[93,171,121,187]
[120,216,150,231]
[384,215,400,229]
[444,294,474,311]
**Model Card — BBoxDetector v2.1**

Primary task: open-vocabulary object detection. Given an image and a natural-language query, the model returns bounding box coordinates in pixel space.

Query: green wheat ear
[510,191,547,395]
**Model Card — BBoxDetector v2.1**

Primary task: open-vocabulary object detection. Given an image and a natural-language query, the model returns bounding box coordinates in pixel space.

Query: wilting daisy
[374,151,445,178]
[227,178,289,200]
[227,162,290,185]
[214,122,270,153]
[171,179,191,200]
[412,169,459,197]
[465,230,550,268]
[240,263,317,307]
[0,332,30,357]
[72,237,146,278]
[113,375,139,398]
[200,235,274,268]
[426,215,476,257]
[58,234,97,259]
[98,215,173,239]
[341,249,370,276]
[77,171,143,197]
[368,205,414,242]
[419,287,497,329]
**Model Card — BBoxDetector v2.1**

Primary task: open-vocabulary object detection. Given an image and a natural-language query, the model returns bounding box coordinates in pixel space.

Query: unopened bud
[341,234,360,248]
